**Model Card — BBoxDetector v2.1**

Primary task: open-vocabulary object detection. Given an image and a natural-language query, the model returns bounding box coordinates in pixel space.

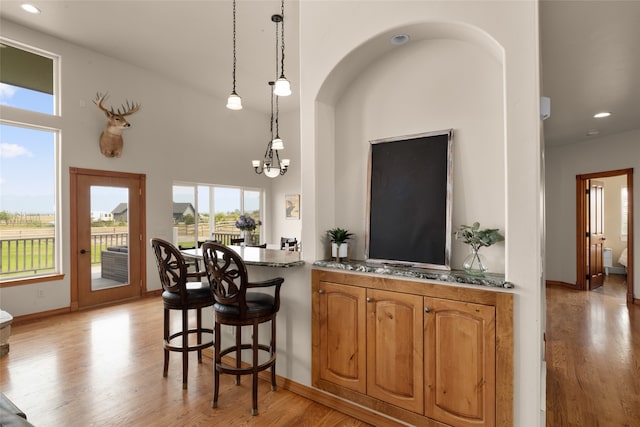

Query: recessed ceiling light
[586,129,600,136]
[21,3,41,14]
[390,34,410,45]
[593,112,611,118]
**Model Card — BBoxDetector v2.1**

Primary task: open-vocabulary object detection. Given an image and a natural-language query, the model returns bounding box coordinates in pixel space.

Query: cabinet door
[367,289,424,414]
[424,297,496,427]
[318,281,367,393]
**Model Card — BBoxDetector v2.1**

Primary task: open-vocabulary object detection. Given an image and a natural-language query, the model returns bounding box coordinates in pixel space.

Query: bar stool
[201,241,284,415]
[151,238,214,389]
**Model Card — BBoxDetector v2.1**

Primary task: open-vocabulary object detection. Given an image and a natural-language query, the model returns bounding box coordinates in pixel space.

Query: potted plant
[327,227,353,260]
[455,222,504,276]
[235,215,261,245]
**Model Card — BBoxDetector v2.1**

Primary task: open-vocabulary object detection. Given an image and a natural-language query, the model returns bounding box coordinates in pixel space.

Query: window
[0,39,56,115]
[0,40,59,284]
[172,184,263,247]
[0,124,59,280]
[621,186,628,241]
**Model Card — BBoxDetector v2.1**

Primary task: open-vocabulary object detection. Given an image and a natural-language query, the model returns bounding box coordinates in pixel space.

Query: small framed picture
[285,194,300,219]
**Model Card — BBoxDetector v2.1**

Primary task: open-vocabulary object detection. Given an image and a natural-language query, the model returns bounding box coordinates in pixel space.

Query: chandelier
[252,81,290,177]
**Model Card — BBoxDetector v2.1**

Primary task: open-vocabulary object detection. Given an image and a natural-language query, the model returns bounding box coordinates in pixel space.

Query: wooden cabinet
[367,289,424,414]
[317,281,367,394]
[425,297,496,427]
[312,269,513,427]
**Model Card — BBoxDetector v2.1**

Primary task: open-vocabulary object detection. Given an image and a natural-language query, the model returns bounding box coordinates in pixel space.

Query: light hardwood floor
[546,274,640,427]
[2,276,638,426]
[0,297,370,427]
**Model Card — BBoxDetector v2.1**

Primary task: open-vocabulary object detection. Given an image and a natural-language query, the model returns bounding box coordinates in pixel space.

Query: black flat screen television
[366,129,453,270]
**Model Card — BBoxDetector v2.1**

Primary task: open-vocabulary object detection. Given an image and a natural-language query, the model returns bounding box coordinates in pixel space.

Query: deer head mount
[94,92,141,158]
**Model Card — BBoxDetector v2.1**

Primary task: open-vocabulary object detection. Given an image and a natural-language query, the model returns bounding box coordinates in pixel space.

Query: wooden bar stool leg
[271,318,277,391]
[182,309,189,389]
[197,308,203,362]
[212,321,221,408]
[235,325,242,385]
[163,308,170,377]
[251,321,259,416]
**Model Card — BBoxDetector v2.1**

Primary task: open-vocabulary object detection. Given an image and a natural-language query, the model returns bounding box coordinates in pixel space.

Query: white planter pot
[331,242,348,259]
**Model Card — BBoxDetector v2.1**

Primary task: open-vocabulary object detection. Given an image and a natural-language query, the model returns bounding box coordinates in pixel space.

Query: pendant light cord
[279,0,286,78]
[232,0,238,93]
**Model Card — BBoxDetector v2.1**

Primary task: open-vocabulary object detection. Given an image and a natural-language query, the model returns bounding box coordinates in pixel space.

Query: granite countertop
[182,246,305,268]
[313,259,514,289]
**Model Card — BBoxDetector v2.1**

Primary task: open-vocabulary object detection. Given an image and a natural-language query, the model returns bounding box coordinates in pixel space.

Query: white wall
[0,19,276,315]
[546,128,639,296]
[299,1,542,425]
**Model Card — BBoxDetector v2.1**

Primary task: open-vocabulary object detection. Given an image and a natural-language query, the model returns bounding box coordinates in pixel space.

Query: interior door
[588,180,605,290]
[70,168,146,309]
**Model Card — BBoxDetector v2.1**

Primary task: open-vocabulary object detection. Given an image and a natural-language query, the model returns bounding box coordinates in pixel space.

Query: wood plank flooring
[546,274,640,427]
[2,275,638,426]
[0,297,370,427]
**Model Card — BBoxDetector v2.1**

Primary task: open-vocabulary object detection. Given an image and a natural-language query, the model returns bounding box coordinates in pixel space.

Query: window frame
[0,39,62,286]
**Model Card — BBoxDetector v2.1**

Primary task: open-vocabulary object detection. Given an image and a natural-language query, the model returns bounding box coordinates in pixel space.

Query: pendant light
[226,0,242,110]
[273,0,291,97]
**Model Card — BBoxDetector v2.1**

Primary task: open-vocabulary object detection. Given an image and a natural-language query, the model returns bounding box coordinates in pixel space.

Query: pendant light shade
[226,92,242,110]
[227,0,242,110]
[272,0,291,97]
[273,78,291,97]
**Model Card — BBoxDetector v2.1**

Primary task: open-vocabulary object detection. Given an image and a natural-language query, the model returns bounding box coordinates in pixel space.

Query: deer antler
[116,99,141,116]
[93,92,141,116]
[94,92,109,113]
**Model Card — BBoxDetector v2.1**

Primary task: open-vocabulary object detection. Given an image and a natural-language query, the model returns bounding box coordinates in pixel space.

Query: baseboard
[206,352,409,427]
[546,280,576,288]
[11,307,70,325]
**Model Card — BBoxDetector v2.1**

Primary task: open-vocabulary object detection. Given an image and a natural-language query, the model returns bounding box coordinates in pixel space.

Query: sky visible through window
[0,83,56,214]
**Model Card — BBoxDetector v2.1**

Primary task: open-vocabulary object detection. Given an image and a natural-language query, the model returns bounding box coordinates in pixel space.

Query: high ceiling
[1,0,639,147]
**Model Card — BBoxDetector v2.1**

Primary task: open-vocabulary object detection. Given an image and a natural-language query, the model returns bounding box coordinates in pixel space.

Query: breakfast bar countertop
[182,246,305,268]
[313,259,514,289]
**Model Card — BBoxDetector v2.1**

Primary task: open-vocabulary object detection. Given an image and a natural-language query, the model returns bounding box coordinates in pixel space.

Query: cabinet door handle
[318,289,325,294]
[424,306,431,313]
[366,297,373,303]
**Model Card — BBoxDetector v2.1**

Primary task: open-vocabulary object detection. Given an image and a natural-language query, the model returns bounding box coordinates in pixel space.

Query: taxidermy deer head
[94,92,141,158]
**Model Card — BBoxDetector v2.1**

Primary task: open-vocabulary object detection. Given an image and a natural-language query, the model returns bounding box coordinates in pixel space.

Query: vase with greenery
[327,227,353,261]
[455,222,504,276]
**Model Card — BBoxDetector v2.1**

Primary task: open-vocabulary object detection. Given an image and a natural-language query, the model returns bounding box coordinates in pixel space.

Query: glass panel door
[90,186,129,291]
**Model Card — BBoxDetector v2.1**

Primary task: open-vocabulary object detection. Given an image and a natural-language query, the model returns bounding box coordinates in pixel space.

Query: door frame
[70,167,147,311]
[576,168,633,304]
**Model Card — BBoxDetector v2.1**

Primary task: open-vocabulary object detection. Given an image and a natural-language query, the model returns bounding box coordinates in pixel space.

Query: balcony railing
[0,233,128,278]
[0,232,255,278]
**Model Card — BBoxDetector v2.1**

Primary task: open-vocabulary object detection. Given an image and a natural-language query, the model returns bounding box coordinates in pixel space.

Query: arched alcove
[314,21,507,272]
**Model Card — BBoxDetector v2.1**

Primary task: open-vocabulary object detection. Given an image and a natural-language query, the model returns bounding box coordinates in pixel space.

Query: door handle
[80,249,88,254]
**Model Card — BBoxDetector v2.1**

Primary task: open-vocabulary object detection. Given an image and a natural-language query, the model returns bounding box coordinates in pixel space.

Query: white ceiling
[1,0,639,147]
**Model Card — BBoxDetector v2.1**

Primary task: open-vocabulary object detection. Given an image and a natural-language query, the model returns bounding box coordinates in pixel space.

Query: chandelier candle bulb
[252,160,261,168]
[281,159,290,167]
